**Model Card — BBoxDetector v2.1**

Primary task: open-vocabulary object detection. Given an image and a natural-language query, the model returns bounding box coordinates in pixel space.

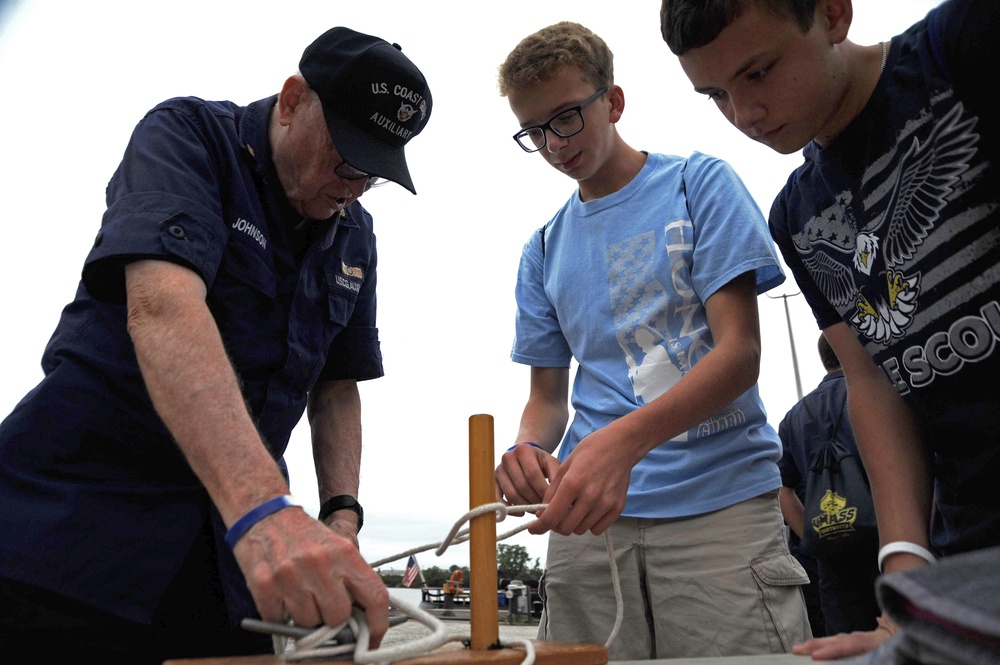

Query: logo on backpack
[810,489,860,541]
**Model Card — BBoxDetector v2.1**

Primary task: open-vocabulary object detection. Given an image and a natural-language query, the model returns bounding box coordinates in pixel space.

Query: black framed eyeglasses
[335,160,383,191]
[513,87,609,153]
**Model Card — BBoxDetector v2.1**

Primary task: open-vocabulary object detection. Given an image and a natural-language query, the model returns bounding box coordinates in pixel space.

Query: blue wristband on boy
[225,495,301,549]
[506,441,545,452]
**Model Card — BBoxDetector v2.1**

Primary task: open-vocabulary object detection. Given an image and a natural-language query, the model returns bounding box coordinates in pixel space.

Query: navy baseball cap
[300,27,432,194]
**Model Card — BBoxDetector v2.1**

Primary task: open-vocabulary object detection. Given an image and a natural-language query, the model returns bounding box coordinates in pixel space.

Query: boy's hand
[792,616,896,660]
[531,430,629,536]
[495,443,560,514]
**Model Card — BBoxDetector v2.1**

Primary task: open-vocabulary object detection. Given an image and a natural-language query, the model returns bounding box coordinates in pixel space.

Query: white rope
[602,527,624,648]
[366,502,545,569]
[285,594,460,663]
[274,502,621,663]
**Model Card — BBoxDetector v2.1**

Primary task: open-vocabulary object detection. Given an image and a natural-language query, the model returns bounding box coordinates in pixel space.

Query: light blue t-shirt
[512,151,785,518]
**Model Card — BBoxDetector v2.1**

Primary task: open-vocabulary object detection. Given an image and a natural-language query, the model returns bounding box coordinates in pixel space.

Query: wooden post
[468,414,500,651]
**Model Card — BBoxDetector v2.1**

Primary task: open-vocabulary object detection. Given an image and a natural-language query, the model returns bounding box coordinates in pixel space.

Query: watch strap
[318,494,364,532]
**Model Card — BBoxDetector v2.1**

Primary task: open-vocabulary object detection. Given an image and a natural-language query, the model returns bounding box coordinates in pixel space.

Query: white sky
[0,1,940,571]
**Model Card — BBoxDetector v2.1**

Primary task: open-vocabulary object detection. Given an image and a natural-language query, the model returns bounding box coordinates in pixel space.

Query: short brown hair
[818,332,840,372]
[660,0,816,55]
[497,21,613,97]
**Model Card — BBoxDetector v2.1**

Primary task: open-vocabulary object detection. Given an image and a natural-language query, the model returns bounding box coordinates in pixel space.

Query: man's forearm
[309,379,363,504]
[126,260,288,526]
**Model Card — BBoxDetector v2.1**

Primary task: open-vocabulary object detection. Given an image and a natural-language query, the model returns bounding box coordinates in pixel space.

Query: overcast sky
[0,1,940,570]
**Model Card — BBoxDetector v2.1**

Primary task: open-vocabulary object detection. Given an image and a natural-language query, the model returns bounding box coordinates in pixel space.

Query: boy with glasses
[661,0,1000,659]
[493,21,810,659]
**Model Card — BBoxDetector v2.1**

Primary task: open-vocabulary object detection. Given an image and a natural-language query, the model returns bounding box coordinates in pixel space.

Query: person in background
[493,21,810,660]
[0,26,431,664]
[661,0,1000,658]
[778,332,880,636]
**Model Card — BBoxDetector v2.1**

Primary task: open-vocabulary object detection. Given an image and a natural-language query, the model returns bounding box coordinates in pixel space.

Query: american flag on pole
[402,555,420,588]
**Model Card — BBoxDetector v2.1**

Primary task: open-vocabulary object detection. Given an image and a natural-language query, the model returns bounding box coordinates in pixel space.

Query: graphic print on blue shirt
[610,222,698,442]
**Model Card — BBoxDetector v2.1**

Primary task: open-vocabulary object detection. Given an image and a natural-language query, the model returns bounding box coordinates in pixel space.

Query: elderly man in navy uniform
[0,27,431,664]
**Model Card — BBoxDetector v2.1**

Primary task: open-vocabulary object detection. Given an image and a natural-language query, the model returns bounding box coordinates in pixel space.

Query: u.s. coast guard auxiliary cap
[300,27,432,194]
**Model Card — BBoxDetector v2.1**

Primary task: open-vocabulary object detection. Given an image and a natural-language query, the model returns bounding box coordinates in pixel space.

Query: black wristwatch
[318,495,364,532]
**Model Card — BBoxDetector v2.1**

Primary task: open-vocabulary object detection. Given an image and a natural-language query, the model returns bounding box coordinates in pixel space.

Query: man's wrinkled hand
[233,507,389,647]
[321,512,361,549]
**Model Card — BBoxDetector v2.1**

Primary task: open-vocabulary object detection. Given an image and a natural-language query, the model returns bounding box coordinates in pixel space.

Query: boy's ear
[608,85,625,124]
[821,0,853,44]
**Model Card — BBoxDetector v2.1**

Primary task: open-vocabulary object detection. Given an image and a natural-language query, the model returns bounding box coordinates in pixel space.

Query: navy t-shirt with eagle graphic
[769,0,1000,556]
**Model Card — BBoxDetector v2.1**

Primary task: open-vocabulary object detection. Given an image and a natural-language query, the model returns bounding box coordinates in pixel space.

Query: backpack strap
[799,390,845,440]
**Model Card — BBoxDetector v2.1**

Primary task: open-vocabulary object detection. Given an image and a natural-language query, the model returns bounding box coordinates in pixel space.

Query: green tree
[378,571,404,587]
[497,543,530,579]
[421,565,448,586]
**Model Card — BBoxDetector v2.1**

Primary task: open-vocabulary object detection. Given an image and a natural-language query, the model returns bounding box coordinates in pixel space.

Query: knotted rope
[268,501,623,664]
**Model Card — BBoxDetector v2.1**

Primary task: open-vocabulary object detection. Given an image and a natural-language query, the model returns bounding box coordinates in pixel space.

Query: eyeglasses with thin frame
[513,87,609,153]
[335,160,383,191]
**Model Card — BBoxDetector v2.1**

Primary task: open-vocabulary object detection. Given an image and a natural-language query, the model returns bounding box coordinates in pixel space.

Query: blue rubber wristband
[506,442,545,452]
[225,495,300,549]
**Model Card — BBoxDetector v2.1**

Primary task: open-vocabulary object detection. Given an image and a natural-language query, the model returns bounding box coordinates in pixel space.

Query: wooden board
[396,639,608,665]
[164,639,608,665]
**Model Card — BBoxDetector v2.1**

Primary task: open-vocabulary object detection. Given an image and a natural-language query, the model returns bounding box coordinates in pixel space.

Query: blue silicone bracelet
[225,495,300,549]
[506,441,545,452]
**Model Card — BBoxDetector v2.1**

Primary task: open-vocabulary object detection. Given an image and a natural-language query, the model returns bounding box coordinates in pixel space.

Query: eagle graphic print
[780,86,998,401]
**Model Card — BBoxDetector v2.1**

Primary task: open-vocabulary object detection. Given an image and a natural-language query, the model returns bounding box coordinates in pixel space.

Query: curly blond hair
[497,21,613,97]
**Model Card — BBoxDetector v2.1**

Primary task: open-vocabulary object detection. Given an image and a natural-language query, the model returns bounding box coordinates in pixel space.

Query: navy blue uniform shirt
[0,94,383,625]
